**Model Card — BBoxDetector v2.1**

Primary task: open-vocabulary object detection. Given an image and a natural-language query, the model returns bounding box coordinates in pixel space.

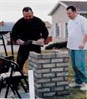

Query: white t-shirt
[67,14,87,50]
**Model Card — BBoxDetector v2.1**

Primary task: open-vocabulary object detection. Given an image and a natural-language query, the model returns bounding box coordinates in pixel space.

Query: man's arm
[11,20,25,45]
[79,34,87,49]
[79,18,87,49]
[11,22,20,42]
[83,34,87,44]
[36,20,49,46]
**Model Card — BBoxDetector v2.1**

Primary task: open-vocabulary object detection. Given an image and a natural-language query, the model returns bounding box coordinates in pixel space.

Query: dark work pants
[17,45,41,70]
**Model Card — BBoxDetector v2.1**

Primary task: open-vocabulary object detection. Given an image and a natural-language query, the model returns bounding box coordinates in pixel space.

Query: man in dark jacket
[12,7,48,70]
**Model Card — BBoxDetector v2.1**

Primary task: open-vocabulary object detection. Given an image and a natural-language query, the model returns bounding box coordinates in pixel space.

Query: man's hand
[79,43,85,49]
[36,38,45,46]
[79,34,87,49]
[16,39,25,45]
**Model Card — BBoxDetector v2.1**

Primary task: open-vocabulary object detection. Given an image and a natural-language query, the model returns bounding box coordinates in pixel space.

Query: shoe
[80,83,87,91]
[69,82,82,88]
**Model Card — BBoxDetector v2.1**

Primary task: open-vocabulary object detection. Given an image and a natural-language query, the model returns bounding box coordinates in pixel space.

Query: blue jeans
[70,50,87,84]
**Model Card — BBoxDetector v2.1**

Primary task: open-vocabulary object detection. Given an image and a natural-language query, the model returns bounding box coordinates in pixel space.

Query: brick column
[29,50,69,98]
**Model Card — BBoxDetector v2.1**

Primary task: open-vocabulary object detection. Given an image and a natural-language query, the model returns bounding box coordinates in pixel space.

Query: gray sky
[0,0,58,23]
[0,0,86,23]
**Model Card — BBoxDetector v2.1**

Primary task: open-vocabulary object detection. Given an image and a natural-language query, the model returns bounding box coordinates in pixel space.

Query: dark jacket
[11,16,49,42]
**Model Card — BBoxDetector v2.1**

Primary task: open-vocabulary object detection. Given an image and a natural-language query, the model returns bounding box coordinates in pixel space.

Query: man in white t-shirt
[66,6,87,91]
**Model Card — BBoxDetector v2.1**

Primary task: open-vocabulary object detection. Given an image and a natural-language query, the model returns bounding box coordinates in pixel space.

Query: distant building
[49,1,87,42]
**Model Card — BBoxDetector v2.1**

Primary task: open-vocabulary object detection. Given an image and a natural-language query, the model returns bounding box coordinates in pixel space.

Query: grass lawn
[2,50,87,99]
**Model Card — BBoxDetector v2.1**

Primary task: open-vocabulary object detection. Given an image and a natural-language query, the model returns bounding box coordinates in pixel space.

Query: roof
[49,1,87,15]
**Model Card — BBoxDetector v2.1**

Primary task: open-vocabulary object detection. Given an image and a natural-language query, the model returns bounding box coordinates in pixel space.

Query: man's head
[22,7,33,20]
[66,6,78,19]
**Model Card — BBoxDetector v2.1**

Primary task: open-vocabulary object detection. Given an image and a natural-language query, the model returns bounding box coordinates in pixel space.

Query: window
[64,23,68,38]
[55,23,61,37]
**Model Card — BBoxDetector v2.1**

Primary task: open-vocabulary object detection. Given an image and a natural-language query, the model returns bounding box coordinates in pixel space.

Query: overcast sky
[0,0,86,23]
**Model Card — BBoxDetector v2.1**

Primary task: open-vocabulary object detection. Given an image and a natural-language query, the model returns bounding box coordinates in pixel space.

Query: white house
[49,1,87,42]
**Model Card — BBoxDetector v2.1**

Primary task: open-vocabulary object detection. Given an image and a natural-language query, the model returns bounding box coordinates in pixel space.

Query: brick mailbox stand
[29,50,70,98]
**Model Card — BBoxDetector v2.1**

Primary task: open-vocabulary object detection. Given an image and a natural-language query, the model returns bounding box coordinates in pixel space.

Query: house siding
[52,5,69,42]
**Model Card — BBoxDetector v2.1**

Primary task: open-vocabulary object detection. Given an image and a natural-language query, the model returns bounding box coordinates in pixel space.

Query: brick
[52,87,64,91]
[35,83,42,88]
[43,73,55,78]
[29,52,41,59]
[43,92,56,97]
[32,59,38,63]
[57,81,68,86]
[34,73,42,78]
[42,53,55,59]
[52,77,64,81]
[43,83,55,87]
[64,67,69,71]
[51,59,63,63]
[37,88,50,93]
[57,91,70,96]
[36,59,50,64]
[51,68,63,72]
[35,92,43,98]
[56,63,68,67]
[37,78,50,83]
[43,64,55,68]
[36,69,50,74]
[65,86,69,90]
[33,64,42,69]
[57,72,69,77]
[29,61,34,66]
[56,53,68,58]
[56,72,64,77]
